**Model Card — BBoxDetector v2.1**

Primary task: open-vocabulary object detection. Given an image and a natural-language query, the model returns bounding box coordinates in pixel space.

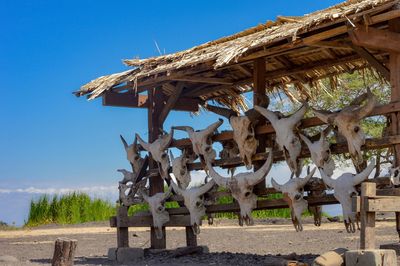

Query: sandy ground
[0,218,399,265]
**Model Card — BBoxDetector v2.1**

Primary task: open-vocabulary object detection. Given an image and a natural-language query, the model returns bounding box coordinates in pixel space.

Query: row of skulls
[117,88,387,239]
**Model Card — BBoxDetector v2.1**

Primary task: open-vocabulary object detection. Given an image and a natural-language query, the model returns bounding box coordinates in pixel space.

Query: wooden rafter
[349,26,400,54]
[172,76,234,85]
[158,82,185,124]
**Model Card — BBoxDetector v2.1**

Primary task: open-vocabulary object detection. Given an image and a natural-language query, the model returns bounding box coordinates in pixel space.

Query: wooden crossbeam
[102,91,201,112]
[173,76,234,85]
[158,82,185,124]
[350,26,400,54]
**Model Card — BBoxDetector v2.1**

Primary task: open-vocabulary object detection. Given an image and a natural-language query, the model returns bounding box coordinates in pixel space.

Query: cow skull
[255,104,307,177]
[170,150,193,189]
[171,179,216,234]
[120,135,144,173]
[117,169,146,206]
[320,159,375,233]
[219,139,239,176]
[389,166,400,186]
[173,119,223,164]
[207,149,273,226]
[136,129,174,179]
[312,89,377,166]
[206,105,259,169]
[271,167,316,232]
[140,186,172,239]
[299,127,335,177]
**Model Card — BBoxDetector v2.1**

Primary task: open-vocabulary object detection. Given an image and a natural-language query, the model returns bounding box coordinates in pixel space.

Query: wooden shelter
[76,0,400,250]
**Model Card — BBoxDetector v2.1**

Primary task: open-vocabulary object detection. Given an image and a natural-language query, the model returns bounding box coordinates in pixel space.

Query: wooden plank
[115,215,192,227]
[360,182,376,250]
[173,76,234,85]
[102,91,201,112]
[349,26,400,54]
[349,44,390,81]
[158,82,184,124]
[367,197,400,212]
[116,206,129,248]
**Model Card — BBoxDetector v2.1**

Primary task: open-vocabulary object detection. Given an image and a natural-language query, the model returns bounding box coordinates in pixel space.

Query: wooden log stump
[52,238,77,266]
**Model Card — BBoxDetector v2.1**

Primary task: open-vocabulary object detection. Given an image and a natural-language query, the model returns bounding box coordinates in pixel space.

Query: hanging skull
[219,139,240,176]
[120,135,144,173]
[312,89,377,166]
[136,129,174,179]
[117,169,146,206]
[255,103,307,177]
[299,126,335,177]
[320,159,375,233]
[171,179,216,234]
[173,119,223,164]
[140,186,172,239]
[207,149,273,226]
[170,149,193,189]
[271,167,316,232]
[389,166,400,186]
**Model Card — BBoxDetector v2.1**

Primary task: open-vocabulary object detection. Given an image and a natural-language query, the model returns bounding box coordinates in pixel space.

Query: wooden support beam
[360,182,376,250]
[102,91,201,112]
[173,76,234,85]
[349,43,390,80]
[114,214,192,227]
[158,82,185,124]
[349,26,400,54]
[116,206,129,248]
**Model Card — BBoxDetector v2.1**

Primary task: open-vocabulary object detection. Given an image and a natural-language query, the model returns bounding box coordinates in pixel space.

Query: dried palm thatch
[75,0,399,111]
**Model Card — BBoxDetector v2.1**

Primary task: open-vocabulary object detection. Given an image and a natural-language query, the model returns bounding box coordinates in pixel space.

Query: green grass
[26,193,116,226]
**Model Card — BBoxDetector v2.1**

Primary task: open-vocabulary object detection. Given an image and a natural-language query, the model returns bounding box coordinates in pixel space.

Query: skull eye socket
[206,137,212,145]
[134,155,139,161]
[244,192,251,197]
[196,201,202,207]
[157,206,164,212]
[205,147,211,152]
[395,170,399,177]
[354,126,360,133]
[161,153,167,159]
[180,170,186,176]
[350,191,357,197]
[246,135,253,141]
[294,194,302,200]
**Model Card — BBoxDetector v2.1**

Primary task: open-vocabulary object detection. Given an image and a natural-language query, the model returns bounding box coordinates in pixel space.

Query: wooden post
[360,182,376,249]
[253,57,267,194]
[117,206,129,248]
[52,238,77,266]
[389,18,400,241]
[186,227,197,247]
[148,87,167,249]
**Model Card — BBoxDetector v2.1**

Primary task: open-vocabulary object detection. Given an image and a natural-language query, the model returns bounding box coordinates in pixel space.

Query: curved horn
[196,179,216,196]
[135,133,150,151]
[206,162,229,188]
[204,119,223,135]
[206,104,237,119]
[299,133,312,149]
[173,126,194,134]
[296,167,316,189]
[287,103,308,127]
[353,158,376,186]
[246,149,273,186]
[354,91,377,120]
[312,108,336,124]
[319,168,335,188]
[170,180,184,196]
[120,135,128,149]
[271,178,284,192]
[254,105,278,125]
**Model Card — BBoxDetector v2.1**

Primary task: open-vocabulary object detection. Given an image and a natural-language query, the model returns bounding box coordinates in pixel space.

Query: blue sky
[1,1,346,224]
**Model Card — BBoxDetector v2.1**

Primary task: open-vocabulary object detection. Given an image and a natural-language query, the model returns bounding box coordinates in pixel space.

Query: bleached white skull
[207,149,273,226]
[299,127,335,177]
[173,119,223,164]
[170,150,193,189]
[389,166,400,186]
[117,169,146,207]
[320,159,375,233]
[206,104,259,169]
[171,179,216,234]
[271,167,316,232]
[140,186,172,239]
[120,135,144,173]
[219,139,239,176]
[313,89,377,166]
[255,104,307,177]
[136,129,173,179]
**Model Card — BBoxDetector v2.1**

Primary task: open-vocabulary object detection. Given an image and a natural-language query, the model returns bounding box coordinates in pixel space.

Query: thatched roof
[76,0,400,111]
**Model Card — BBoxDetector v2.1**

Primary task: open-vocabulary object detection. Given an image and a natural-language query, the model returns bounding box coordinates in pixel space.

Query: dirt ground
[0,217,399,265]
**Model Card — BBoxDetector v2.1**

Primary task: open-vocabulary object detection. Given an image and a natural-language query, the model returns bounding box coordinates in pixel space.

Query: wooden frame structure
[76,0,400,251]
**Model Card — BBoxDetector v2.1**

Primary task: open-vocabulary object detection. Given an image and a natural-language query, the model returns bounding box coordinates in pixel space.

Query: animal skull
[255,104,307,177]
[299,127,335,177]
[173,119,223,164]
[140,186,172,239]
[171,179,216,234]
[170,150,193,189]
[271,167,316,232]
[389,166,400,186]
[312,89,377,166]
[320,159,376,233]
[120,135,144,173]
[207,149,273,226]
[136,129,174,179]
[117,169,146,206]
[206,105,259,169]
[219,139,239,176]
